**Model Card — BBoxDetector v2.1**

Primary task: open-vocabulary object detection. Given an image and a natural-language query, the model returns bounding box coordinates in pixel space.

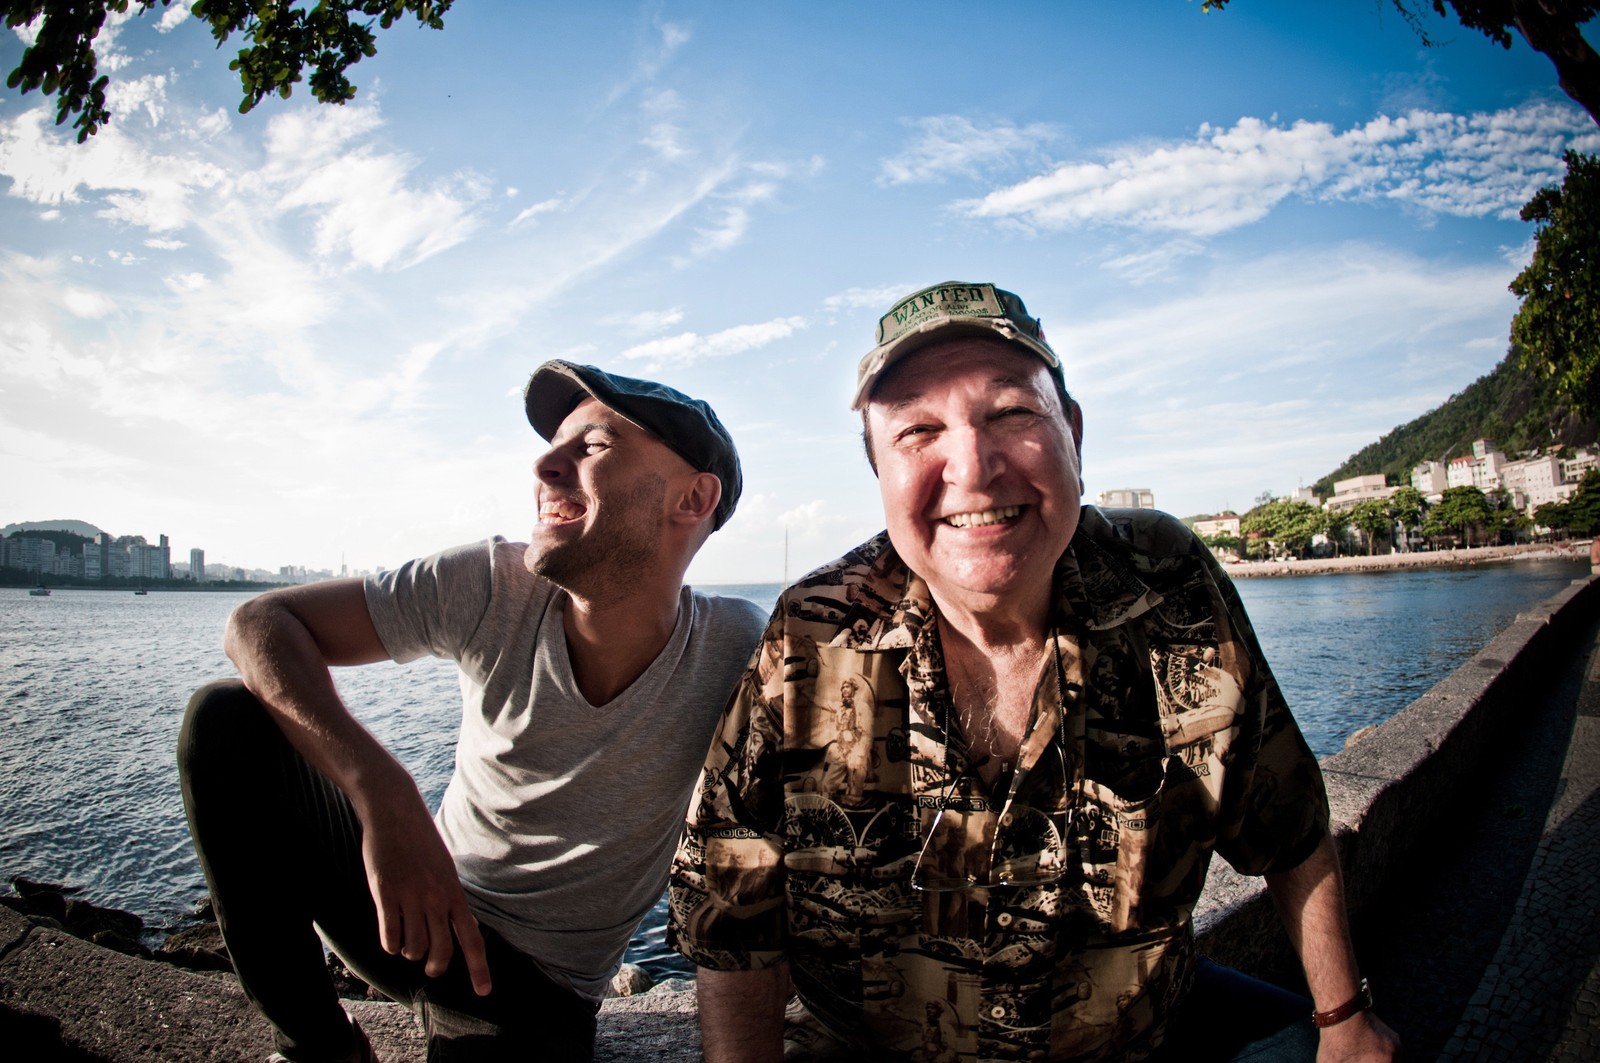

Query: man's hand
[1317,1011,1401,1061]
[356,773,492,996]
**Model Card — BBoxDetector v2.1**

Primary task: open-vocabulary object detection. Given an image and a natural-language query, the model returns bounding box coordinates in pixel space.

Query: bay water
[0,556,1587,981]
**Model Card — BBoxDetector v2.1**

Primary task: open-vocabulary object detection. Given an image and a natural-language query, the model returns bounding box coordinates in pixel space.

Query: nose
[533,445,571,483]
[942,424,1003,489]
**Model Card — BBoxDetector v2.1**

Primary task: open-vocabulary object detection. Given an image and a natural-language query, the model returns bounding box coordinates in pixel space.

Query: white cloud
[145,237,187,251]
[879,115,1058,186]
[690,180,777,256]
[606,307,685,335]
[156,2,194,32]
[510,197,564,227]
[960,101,1600,236]
[254,103,486,271]
[61,289,116,318]
[1101,239,1208,284]
[620,316,807,370]
[822,285,911,314]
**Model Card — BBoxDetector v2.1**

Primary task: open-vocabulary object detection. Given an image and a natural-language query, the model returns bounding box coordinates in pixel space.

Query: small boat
[133,588,148,596]
[28,585,50,596]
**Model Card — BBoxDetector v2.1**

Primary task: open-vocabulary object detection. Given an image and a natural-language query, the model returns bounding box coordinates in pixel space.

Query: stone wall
[1193,573,1600,983]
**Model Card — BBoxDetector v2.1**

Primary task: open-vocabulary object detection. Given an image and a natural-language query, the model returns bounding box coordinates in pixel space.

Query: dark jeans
[1149,957,1320,1063]
[177,680,600,1062]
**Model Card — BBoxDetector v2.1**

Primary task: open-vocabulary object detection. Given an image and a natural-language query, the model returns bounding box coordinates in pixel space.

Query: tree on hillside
[1241,499,1324,559]
[2,0,452,142]
[1349,498,1394,555]
[1425,485,1494,546]
[1390,486,1426,537]
[1201,1,1600,126]
[1539,467,1600,533]
[1511,152,1600,420]
[1321,508,1351,557]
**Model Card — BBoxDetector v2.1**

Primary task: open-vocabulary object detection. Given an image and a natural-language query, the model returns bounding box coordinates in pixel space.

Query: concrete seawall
[1193,571,1600,983]
[4,573,1597,1061]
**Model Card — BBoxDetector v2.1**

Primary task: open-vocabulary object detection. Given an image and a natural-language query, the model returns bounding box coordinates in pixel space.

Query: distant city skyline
[4,4,1597,582]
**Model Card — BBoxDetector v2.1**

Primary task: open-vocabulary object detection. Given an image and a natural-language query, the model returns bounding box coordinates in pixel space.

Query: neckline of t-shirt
[548,584,697,713]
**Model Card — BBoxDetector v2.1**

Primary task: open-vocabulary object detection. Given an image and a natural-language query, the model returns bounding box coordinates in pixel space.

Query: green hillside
[1312,349,1599,497]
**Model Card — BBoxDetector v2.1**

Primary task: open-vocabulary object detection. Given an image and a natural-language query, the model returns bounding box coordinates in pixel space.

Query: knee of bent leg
[177,679,273,778]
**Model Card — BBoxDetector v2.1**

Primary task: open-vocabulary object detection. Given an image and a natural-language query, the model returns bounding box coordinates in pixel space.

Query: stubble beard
[527,474,668,600]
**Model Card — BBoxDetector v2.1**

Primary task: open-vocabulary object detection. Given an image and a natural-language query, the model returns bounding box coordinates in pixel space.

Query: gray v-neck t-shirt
[365,536,765,1000]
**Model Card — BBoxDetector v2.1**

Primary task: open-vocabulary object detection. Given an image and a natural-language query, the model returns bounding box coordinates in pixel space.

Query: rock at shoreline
[3,878,146,959]
[3,879,661,1006]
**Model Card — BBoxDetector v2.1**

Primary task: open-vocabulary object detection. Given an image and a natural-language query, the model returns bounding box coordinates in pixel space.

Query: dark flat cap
[524,360,742,530]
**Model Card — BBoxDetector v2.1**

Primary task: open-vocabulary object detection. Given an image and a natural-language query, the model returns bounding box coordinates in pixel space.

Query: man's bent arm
[224,579,491,994]
[696,965,788,1063]
[1264,834,1399,1061]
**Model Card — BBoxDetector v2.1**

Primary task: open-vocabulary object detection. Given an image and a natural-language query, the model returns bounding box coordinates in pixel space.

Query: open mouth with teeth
[539,498,587,525]
[943,505,1023,529]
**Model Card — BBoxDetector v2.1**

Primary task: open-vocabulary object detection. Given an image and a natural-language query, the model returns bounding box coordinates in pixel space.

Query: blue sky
[2,2,1596,584]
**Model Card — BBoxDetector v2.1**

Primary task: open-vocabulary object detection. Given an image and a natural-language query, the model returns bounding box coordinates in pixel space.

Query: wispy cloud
[620,316,807,370]
[879,115,1058,186]
[960,101,1600,236]
[821,285,909,314]
[604,18,693,108]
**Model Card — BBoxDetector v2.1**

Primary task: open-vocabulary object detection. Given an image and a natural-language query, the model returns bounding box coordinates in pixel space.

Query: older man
[180,362,766,1063]
[670,283,1399,1061]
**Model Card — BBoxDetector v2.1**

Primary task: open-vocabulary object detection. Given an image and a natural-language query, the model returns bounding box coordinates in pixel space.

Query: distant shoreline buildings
[1,524,361,585]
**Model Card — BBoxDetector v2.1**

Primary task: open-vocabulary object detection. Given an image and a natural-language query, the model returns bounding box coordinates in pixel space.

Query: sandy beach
[1222,540,1594,578]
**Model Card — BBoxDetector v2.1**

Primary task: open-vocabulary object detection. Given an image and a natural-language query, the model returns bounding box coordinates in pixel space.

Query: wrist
[1312,977,1373,1028]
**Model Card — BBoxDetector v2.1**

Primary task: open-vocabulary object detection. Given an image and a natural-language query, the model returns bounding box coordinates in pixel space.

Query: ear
[672,471,723,527]
[1066,399,1084,461]
[1066,400,1085,492]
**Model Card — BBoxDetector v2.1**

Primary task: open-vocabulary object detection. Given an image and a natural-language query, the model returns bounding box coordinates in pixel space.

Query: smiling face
[524,397,690,596]
[864,337,1083,617]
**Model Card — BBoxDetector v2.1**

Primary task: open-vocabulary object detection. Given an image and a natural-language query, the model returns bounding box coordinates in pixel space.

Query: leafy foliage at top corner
[1512,151,1600,422]
[2,0,452,142]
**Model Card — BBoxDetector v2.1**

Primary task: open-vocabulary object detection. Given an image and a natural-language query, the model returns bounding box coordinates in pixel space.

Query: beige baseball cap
[851,281,1062,409]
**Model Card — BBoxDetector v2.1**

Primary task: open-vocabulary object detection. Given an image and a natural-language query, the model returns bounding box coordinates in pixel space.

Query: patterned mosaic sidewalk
[1440,619,1600,1061]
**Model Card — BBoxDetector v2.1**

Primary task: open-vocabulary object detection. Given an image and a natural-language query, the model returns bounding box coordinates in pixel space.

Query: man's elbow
[222,592,286,669]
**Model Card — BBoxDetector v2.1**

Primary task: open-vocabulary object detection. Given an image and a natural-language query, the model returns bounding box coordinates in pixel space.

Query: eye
[582,437,612,454]
[893,423,936,444]
[995,404,1041,423]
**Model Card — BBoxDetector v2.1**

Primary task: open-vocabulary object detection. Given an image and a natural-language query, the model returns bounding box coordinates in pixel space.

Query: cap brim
[851,319,1059,409]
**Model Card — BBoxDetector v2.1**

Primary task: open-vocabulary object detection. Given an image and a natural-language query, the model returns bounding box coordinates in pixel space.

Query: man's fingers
[423,907,454,977]
[453,908,493,996]
[374,886,404,957]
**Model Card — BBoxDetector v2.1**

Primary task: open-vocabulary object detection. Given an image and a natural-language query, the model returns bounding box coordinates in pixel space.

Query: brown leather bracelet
[1312,978,1373,1028]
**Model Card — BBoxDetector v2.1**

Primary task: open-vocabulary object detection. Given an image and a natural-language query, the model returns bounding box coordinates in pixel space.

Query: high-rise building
[190,548,206,583]
[1096,488,1156,509]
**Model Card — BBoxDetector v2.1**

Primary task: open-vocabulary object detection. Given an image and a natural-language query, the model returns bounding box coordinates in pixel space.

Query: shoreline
[1223,541,1593,578]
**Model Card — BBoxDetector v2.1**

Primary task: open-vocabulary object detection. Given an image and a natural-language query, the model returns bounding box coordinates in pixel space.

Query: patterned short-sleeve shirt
[669,507,1328,1062]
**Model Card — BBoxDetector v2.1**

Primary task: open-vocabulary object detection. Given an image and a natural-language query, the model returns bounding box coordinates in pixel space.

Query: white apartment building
[1326,474,1397,513]
[1411,461,1448,497]
[1289,486,1322,507]
[1407,440,1595,519]
[1097,488,1155,509]
[1193,515,1242,539]
[1447,440,1508,492]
